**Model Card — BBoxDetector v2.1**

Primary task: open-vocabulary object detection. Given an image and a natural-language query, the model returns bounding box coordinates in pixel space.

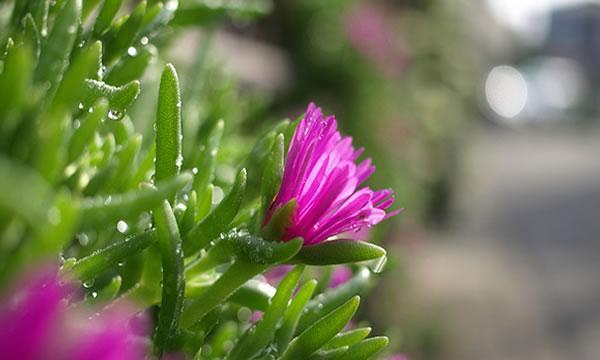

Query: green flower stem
[180,238,302,328]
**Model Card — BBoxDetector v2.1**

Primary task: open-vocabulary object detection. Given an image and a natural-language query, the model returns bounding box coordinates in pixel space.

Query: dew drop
[48,207,61,225]
[192,167,198,175]
[127,46,138,56]
[83,279,95,288]
[73,119,81,129]
[77,233,89,246]
[107,109,121,120]
[91,291,98,298]
[116,220,129,234]
[104,195,112,205]
[78,102,84,110]
[140,36,149,45]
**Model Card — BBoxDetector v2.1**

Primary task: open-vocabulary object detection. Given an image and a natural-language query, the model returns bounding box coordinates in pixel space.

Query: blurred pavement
[412,124,600,360]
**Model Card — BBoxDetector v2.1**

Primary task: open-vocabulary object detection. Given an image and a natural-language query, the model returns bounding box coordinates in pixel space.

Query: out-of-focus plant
[0,0,402,358]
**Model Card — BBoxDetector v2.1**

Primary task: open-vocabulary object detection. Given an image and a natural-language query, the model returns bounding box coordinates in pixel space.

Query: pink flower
[389,355,409,360]
[264,265,294,285]
[344,3,408,76]
[0,267,148,360]
[264,103,399,245]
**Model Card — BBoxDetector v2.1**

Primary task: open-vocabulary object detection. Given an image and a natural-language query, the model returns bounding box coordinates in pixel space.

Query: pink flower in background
[0,267,148,360]
[264,103,399,245]
[345,3,408,76]
[329,266,353,288]
[389,355,409,360]
[264,264,294,285]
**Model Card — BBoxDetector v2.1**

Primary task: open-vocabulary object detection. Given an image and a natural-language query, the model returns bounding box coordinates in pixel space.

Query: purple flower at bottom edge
[0,266,148,360]
[264,102,400,245]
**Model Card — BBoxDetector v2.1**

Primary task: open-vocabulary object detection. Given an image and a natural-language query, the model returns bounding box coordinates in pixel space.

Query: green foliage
[0,1,394,359]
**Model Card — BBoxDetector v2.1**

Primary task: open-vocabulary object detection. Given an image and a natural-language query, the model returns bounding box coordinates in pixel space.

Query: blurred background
[161,0,600,358]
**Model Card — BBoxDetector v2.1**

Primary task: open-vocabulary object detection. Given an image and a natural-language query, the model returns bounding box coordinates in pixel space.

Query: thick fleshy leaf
[155,64,182,183]
[103,0,145,64]
[68,98,108,162]
[82,79,141,119]
[323,327,371,350]
[274,279,318,350]
[34,0,81,88]
[281,296,360,360]
[296,268,371,333]
[228,265,304,359]
[183,168,247,255]
[69,230,157,281]
[335,336,389,360]
[154,200,186,354]
[180,238,302,328]
[93,0,122,36]
[79,172,192,230]
[292,239,386,265]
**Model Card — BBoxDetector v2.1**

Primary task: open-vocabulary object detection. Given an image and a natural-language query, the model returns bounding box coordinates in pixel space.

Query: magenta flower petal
[265,103,399,245]
[0,267,68,360]
[0,266,149,360]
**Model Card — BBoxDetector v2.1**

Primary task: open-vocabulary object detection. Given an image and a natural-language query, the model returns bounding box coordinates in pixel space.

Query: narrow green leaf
[261,199,296,242]
[101,134,142,192]
[51,40,102,112]
[93,0,122,36]
[191,120,223,194]
[82,0,102,19]
[35,108,70,182]
[180,238,302,328]
[281,297,361,360]
[0,43,33,142]
[69,230,157,282]
[103,0,146,64]
[323,327,371,350]
[0,156,52,225]
[183,168,247,255]
[22,14,41,62]
[228,265,304,360]
[128,142,156,187]
[154,200,186,354]
[180,190,197,234]
[86,275,122,305]
[296,268,371,333]
[79,172,192,230]
[155,63,182,183]
[293,239,386,266]
[82,79,141,118]
[256,133,284,231]
[229,279,275,311]
[274,279,317,351]
[68,99,108,162]
[35,0,81,88]
[307,346,349,360]
[104,44,155,86]
[334,336,389,360]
